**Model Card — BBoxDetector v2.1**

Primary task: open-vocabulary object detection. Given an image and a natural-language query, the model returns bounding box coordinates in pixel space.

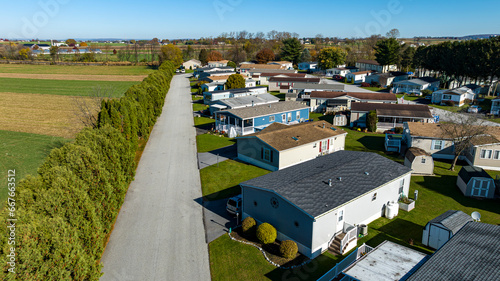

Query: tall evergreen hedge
[0,62,176,280]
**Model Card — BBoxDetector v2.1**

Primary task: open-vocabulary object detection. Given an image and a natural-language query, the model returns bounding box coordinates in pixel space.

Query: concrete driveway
[100,74,210,281]
[202,198,238,243]
[198,144,237,169]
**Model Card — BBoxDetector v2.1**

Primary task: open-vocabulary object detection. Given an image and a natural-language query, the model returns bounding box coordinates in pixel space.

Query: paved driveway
[100,74,210,281]
[198,144,237,169]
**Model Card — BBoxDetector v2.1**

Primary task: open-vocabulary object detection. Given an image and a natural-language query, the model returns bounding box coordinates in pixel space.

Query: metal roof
[214,93,279,108]
[218,101,309,119]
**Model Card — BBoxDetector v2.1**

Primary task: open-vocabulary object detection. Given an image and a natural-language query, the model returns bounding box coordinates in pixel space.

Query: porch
[385,134,403,153]
[329,222,358,256]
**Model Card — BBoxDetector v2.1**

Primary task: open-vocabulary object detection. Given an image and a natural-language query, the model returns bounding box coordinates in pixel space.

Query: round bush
[256,223,277,244]
[280,240,298,259]
[242,217,256,233]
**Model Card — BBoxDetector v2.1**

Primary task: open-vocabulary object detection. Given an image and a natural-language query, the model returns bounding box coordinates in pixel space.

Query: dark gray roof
[408,222,500,281]
[207,86,264,95]
[219,101,309,119]
[458,166,493,184]
[292,82,346,91]
[428,210,473,235]
[241,151,411,217]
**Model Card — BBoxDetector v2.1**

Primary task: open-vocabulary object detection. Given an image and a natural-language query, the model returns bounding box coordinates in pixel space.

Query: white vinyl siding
[480,149,492,159]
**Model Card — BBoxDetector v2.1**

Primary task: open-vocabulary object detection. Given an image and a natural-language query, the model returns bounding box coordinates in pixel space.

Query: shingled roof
[239,121,347,151]
[310,91,397,101]
[427,210,473,235]
[407,222,500,281]
[269,77,321,83]
[351,103,433,118]
[218,101,309,119]
[405,147,431,162]
[241,151,411,217]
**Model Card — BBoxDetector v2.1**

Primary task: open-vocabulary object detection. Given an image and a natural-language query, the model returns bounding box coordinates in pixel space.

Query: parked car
[468,105,481,113]
[226,194,242,215]
[333,75,342,80]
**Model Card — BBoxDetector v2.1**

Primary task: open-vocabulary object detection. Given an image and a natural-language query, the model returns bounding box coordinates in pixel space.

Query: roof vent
[365,172,369,176]
[323,123,325,129]
[330,127,337,131]
[337,177,342,181]
[328,179,332,186]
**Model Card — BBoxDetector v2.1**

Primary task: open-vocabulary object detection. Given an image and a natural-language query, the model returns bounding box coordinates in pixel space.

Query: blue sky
[2,0,499,40]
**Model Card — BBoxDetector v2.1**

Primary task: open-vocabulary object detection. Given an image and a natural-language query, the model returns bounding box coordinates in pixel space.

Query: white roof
[343,241,427,281]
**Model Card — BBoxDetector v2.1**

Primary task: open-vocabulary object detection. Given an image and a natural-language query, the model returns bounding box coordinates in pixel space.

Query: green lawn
[429,104,468,113]
[0,130,71,207]
[200,160,270,201]
[270,91,285,101]
[209,234,342,281]
[360,87,385,92]
[0,64,154,75]
[396,94,421,102]
[193,102,209,112]
[196,134,235,153]
[194,116,215,128]
[0,77,137,97]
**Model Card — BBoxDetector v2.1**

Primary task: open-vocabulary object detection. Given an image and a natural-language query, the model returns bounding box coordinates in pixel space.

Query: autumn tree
[386,28,400,39]
[207,50,223,61]
[80,42,88,47]
[49,45,59,62]
[65,38,76,46]
[280,38,303,65]
[159,44,183,67]
[317,47,347,70]
[226,74,245,89]
[255,48,275,63]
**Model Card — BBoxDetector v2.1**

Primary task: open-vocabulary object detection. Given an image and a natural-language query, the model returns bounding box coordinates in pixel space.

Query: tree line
[413,37,500,89]
[0,61,177,280]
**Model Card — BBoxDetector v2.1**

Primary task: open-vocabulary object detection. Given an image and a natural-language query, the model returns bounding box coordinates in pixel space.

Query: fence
[316,243,373,281]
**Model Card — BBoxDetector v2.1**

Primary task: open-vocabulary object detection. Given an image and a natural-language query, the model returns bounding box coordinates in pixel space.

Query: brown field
[0,92,100,138]
[0,73,146,81]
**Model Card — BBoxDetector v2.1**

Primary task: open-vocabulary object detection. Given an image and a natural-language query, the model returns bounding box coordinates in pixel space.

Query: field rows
[0,72,147,81]
[0,64,155,75]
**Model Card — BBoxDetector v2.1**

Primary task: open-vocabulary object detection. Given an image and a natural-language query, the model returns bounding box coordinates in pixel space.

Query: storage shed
[404,147,434,175]
[457,166,496,198]
[422,210,473,250]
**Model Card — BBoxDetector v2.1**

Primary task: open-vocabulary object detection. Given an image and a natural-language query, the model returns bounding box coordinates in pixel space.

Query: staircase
[328,233,346,255]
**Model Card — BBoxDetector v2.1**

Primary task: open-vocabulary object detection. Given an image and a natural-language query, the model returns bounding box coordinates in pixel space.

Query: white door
[336,208,345,233]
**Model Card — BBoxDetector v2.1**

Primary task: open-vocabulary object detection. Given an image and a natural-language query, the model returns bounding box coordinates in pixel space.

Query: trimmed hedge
[279,240,298,259]
[256,223,277,245]
[242,217,256,234]
[0,61,176,280]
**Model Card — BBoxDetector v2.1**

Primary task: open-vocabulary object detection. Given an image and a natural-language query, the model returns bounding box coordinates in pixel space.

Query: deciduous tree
[226,74,245,89]
[317,47,347,70]
[207,50,224,61]
[159,44,183,67]
[255,48,275,63]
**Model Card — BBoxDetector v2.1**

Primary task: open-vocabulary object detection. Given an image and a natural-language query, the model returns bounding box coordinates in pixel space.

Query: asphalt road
[100,74,210,281]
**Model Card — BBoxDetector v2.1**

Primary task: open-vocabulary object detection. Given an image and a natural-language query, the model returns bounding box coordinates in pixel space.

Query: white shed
[404,147,434,175]
[422,210,473,250]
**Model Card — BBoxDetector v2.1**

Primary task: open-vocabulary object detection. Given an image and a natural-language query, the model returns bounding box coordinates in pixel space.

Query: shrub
[444,100,455,106]
[421,89,433,96]
[256,223,277,244]
[366,110,378,132]
[361,82,370,87]
[242,217,256,233]
[394,127,404,134]
[280,240,298,259]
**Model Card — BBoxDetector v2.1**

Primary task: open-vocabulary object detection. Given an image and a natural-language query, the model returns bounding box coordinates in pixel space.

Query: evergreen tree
[280,38,303,65]
[226,74,245,89]
[374,38,401,66]
[300,48,312,63]
[199,49,209,65]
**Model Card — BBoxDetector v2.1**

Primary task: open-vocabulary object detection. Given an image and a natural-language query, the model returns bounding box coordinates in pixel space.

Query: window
[372,193,377,201]
[443,94,452,100]
[294,221,299,228]
[338,210,344,222]
[399,179,404,195]
[263,148,271,161]
[282,114,286,122]
[287,113,292,122]
[432,140,444,150]
[494,150,500,160]
[480,149,492,159]
[296,111,300,120]
[269,115,275,122]
[421,158,426,164]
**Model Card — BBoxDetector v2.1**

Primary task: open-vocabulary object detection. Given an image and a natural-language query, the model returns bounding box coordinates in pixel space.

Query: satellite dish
[471,211,481,222]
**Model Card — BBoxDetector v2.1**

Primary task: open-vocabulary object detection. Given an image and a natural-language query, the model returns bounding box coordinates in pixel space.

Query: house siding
[241,186,314,254]
[237,138,280,170]
[278,134,346,170]
[310,173,411,257]
[466,143,500,171]
[456,176,468,196]
[409,137,455,159]
[405,155,434,175]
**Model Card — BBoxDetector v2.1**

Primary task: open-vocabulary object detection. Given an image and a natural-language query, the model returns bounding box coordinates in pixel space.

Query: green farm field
[0,64,155,76]
[0,130,70,208]
[0,77,137,97]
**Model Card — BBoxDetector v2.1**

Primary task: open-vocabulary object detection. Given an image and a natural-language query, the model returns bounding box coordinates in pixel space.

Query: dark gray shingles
[221,101,309,119]
[241,151,411,217]
[408,222,500,281]
[428,210,473,235]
